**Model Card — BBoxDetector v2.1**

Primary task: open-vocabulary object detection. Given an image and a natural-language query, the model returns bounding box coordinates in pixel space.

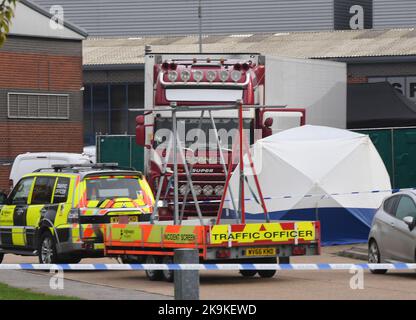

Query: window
[92,86,109,134]
[31,177,56,205]
[128,84,144,134]
[383,196,399,215]
[395,196,416,220]
[83,85,94,145]
[111,85,128,134]
[83,83,144,144]
[53,178,70,204]
[86,177,142,202]
[9,177,35,205]
[8,93,69,119]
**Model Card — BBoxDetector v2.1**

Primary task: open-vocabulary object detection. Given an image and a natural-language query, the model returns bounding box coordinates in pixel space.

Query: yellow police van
[0,163,154,264]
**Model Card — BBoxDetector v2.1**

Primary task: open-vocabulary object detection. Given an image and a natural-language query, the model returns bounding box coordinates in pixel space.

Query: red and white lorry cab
[135,52,347,220]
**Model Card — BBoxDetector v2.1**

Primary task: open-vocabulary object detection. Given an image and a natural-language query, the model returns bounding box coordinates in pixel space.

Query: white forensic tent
[223,125,391,245]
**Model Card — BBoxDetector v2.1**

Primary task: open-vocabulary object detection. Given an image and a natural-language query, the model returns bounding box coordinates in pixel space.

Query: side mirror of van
[0,192,8,205]
[403,216,416,231]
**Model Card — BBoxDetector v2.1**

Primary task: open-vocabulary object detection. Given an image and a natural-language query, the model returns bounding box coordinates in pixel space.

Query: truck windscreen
[154,117,253,150]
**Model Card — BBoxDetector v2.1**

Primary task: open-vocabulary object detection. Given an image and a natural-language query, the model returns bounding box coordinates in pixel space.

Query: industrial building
[81,29,416,141]
[29,0,416,142]
[0,0,87,190]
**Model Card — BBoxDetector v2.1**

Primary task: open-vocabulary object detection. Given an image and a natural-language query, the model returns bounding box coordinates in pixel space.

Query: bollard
[174,248,199,300]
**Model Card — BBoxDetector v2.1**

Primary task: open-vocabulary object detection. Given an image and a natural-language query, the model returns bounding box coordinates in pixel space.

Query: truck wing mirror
[136,115,146,147]
[264,117,273,128]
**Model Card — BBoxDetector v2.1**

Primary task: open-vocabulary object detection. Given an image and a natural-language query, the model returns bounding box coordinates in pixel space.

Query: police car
[0,163,154,264]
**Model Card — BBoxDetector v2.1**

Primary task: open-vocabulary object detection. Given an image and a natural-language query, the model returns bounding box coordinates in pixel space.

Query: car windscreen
[86,177,142,201]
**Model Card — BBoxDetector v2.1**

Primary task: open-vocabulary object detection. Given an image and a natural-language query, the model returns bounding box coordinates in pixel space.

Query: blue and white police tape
[0,263,415,271]
[170,187,416,206]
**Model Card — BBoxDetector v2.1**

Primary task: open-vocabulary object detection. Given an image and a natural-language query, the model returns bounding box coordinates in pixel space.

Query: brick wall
[0,52,82,91]
[0,121,84,190]
[0,166,11,193]
[0,36,84,191]
[347,75,368,84]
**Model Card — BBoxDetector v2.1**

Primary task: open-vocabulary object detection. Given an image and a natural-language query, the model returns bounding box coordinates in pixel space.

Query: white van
[9,152,93,187]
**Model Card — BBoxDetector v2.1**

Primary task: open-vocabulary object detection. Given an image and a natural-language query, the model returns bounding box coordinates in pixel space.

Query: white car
[83,145,97,163]
[9,152,92,188]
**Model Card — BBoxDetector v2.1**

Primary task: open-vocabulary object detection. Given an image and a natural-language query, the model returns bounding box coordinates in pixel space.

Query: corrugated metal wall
[33,0,334,37]
[373,0,416,28]
[33,0,416,37]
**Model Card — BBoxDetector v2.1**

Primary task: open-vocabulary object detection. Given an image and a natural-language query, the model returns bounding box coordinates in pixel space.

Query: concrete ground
[0,270,171,300]
[1,245,415,300]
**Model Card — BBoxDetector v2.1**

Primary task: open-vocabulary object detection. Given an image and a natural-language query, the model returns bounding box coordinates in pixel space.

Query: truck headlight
[203,185,214,196]
[193,185,202,196]
[231,70,242,82]
[206,71,217,82]
[181,70,191,82]
[214,185,224,196]
[193,70,203,83]
[219,70,229,82]
[168,71,178,82]
[179,184,188,195]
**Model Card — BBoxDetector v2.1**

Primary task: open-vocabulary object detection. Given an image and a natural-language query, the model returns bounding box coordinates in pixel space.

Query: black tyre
[38,231,59,264]
[120,255,139,264]
[240,270,257,277]
[161,256,174,282]
[60,256,82,264]
[145,256,163,281]
[258,257,277,278]
[258,269,276,278]
[368,240,388,275]
[0,253,3,264]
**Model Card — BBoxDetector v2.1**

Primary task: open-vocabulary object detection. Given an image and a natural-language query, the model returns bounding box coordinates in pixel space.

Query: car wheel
[120,255,139,264]
[240,270,257,277]
[60,256,82,264]
[0,253,3,264]
[258,257,277,278]
[39,232,59,264]
[161,256,174,282]
[368,240,387,274]
[145,255,163,281]
[258,269,277,278]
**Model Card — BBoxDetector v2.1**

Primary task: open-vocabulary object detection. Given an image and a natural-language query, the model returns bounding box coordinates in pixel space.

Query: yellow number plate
[245,248,276,257]
[110,216,139,224]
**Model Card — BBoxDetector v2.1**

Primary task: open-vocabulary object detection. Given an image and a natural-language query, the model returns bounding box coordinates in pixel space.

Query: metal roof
[83,28,416,66]
[32,0,333,37]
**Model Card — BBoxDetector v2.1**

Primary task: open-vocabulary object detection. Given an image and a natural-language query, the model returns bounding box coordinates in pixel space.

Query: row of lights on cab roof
[162,59,252,84]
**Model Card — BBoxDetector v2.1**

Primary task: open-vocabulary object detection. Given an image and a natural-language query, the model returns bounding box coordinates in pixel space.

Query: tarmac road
[2,245,416,300]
